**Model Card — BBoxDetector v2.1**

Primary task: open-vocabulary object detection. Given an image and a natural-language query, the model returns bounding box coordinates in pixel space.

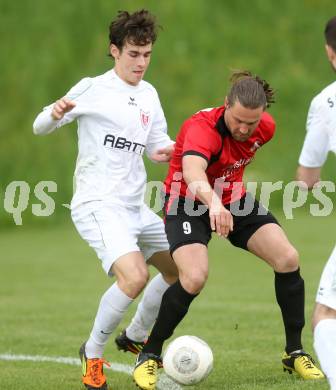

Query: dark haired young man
[133,71,324,390]
[296,16,336,390]
[33,9,178,390]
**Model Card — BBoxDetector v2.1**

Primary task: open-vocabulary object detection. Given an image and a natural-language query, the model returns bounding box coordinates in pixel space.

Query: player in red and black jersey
[162,100,277,252]
[165,101,275,205]
[133,71,323,389]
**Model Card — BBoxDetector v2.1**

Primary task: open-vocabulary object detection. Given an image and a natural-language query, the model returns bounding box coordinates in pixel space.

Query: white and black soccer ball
[163,335,213,386]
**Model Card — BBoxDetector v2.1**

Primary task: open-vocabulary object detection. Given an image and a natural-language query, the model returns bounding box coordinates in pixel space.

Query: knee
[275,247,299,272]
[151,251,179,285]
[312,304,336,329]
[119,267,150,298]
[180,269,208,294]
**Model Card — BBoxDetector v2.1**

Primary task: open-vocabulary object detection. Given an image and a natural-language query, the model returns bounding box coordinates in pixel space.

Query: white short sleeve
[327,115,336,154]
[145,90,174,157]
[298,97,331,167]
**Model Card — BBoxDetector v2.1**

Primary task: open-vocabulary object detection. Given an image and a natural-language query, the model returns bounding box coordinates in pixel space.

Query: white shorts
[316,245,336,310]
[71,201,169,275]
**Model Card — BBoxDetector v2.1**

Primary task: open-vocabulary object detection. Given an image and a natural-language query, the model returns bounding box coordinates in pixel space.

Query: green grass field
[0,211,334,389]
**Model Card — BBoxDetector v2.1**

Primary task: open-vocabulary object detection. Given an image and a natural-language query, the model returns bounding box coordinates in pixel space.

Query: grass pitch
[0,211,333,389]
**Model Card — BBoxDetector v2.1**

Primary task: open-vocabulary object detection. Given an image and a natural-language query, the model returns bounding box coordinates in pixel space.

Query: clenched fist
[51,97,76,120]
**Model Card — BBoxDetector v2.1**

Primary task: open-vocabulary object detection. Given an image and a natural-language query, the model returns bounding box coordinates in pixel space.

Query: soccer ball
[163,335,213,385]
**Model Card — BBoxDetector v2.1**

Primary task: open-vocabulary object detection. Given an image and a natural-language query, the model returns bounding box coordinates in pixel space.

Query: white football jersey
[299,80,336,167]
[33,69,173,208]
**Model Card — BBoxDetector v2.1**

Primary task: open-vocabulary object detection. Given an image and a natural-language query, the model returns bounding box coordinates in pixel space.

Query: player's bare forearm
[184,170,217,207]
[182,155,218,207]
[296,165,321,189]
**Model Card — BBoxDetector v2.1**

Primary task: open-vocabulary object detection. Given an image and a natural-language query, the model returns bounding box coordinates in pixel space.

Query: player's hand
[51,97,76,120]
[209,203,233,238]
[150,144,175,162]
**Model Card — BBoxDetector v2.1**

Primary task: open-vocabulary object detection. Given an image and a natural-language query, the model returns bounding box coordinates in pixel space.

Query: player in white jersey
[296,16,336,390]
[33,10,178,390]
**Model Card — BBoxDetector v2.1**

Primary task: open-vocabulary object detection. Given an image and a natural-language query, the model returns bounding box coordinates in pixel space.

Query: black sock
[142,279,198,356]
[274,268,305,353]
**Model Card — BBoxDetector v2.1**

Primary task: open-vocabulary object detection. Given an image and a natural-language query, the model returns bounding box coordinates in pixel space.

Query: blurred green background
[0,0,335,227]
[1,2,335,389]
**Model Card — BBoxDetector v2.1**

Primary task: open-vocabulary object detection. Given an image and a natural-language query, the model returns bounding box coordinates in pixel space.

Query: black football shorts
[164,192,280,255]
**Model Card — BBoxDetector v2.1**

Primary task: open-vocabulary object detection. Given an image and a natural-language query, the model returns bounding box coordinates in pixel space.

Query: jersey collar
[109,69,142,90]
[215,112,232,138]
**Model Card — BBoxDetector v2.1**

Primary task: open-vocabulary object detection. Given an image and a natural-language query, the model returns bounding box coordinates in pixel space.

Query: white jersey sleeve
[299,82,336,167]
[33,77,92,135]
[145,90,174,158]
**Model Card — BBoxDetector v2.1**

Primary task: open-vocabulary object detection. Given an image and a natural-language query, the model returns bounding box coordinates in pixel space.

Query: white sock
[331,378,336,390]
[126,273,170,342]
[314,318,336,389]
[85,283,133,358]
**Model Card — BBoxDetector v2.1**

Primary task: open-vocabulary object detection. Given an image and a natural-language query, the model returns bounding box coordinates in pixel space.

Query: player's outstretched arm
[33,96,76,135]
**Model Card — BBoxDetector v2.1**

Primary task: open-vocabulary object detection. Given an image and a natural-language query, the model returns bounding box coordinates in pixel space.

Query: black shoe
[115,329,145,355]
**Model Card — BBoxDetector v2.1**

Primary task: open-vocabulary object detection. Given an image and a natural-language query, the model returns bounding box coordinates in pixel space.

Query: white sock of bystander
[314,318,336,389]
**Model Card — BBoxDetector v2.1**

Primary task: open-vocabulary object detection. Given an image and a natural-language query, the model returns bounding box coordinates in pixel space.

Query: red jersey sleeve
[182,119,221,163]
